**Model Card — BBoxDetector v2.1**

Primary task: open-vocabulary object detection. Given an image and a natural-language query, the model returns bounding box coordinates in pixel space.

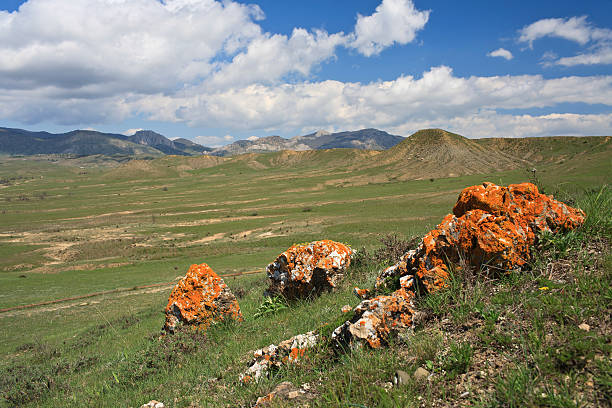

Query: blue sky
[0,0,611,145]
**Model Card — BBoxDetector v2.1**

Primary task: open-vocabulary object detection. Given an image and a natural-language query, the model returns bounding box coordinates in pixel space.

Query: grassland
[0,137,610,407]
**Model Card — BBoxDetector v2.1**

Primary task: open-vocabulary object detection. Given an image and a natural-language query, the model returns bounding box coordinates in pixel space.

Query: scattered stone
[240,331,319,383]
[393,370,411,387]
[163,263,243,333]
[254,381,316,407]
[578,323,591,331]
[413,367,430,382]
[341,304,352,313]
[266,240,352,299]
[140,401,165,408]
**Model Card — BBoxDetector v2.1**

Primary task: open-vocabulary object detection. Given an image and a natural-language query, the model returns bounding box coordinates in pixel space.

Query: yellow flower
[539,286,549,291]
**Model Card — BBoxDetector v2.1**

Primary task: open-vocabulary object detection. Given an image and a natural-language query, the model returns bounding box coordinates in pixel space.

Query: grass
[0,148,610,407]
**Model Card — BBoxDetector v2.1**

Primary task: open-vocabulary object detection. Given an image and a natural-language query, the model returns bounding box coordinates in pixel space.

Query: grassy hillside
[0,137,610,407]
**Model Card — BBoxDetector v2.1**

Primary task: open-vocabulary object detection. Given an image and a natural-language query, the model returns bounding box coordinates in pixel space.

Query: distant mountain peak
[314,130,331,137]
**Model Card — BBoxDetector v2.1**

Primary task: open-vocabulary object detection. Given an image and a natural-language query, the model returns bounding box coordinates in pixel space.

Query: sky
[0,0,611,146]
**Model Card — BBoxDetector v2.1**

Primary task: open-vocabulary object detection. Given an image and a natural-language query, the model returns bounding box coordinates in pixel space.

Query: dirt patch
[179,232,226,246]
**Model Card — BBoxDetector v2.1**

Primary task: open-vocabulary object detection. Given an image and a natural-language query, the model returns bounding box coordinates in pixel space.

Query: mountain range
[0,127,404,157]
[0,127,214,157]
[209,128,404,156]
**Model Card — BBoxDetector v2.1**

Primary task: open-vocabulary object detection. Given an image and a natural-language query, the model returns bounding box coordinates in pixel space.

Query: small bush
[253,296,288,319]
[441,342,473,379]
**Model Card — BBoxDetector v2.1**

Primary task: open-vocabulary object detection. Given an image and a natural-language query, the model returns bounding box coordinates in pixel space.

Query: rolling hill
[103,128,610,184]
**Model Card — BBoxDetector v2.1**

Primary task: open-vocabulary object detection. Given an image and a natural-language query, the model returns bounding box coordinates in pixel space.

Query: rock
[376,182,585,296]
[331,288,415,349]
[413,367,430,381]
[163,263,243,333]
[393,370,411,387]
[266,240,352,299]
[578,323,591,331]
[140,401,165,408]
[240,331,319,383]
[254,381,316,407]
[333,182,585,348]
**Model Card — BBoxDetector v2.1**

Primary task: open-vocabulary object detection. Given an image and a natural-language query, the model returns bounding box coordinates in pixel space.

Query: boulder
[266,240,352,299]
[240,331,319,383]
[334,182,585,348]
[376,182,585,296]
[163,263,243,333]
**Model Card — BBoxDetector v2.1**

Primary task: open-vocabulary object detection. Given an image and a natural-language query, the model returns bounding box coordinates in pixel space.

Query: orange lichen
[266,240,353,299]
[163,263,243,333]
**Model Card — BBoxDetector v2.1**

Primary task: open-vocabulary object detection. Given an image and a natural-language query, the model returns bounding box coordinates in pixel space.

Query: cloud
[0,0,264,97]
[194,134,233,147]
[487,48,513,60]
[519,16,612,66]
[247,136,259,141]
[518,16,593,46]
[135,66,612,137]
[350,0,430,56]
[207,28,347,90]
[554,46,612,66]
[123,128,143,136]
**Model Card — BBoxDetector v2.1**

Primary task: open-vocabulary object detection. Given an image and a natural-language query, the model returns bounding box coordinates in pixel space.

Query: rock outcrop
[266,240,352,299]
[163,263,243,333]
[240,331,319,383]
[333,182,585,348]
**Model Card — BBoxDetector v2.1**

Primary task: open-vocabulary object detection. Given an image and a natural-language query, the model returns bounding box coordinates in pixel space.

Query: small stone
[254,381,315,407]
[578,323,590,331]
[140,401,165,408]
[393,370,411,387]
[413,367,430,381]
[341,304,352,313]
[240,331,319,383]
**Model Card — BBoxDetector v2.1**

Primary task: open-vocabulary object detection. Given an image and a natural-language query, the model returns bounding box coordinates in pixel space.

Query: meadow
[0,141,610,407]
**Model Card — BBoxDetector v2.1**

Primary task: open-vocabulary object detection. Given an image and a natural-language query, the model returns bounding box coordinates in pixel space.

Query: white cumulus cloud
[133,66,612,137]
[487,48,513,60]
[519,16,612,67]
[350,0,430,56]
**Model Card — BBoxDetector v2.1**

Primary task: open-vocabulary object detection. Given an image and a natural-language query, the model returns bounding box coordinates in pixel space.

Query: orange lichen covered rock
[332,288,415,349]
[334,182,585,349]
[375,182,585,296]
[240,331,319,383]
[266,240,352,299]
[163,263,243,333]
